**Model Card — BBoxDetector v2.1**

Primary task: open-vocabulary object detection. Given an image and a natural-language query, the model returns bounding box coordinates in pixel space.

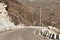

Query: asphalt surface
[0,28,54,40]
[0,28,40,40]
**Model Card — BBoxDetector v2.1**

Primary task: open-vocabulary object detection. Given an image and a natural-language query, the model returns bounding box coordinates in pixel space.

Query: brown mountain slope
[0,0,40,26]
[0,0,60,28]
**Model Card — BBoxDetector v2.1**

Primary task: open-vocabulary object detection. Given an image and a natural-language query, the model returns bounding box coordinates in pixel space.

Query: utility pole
[39,7,42,35]
[39,8,42,26]
[49,9,53,26]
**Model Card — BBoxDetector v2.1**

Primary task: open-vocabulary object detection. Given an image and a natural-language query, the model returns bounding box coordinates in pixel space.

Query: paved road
[0,28,52,40]
[0,28,40,40]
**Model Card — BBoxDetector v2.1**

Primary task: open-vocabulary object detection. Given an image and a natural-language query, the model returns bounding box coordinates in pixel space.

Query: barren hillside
[16,0,60,29]
[1,0,60,28]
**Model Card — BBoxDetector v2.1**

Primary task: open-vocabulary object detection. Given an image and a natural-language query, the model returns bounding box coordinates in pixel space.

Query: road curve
[0,28,40,40]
